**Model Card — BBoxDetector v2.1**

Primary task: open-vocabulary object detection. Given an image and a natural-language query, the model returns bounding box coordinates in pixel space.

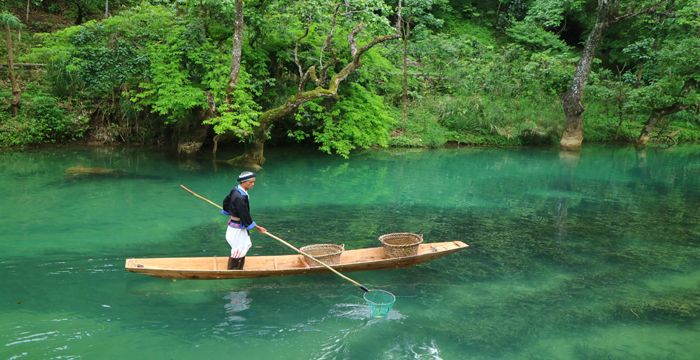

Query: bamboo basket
[378,233,423,258]
[300,244,344,267]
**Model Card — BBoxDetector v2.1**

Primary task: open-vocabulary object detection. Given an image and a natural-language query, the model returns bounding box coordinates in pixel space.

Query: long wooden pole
[263,232,368,291]
[179,184,369,292]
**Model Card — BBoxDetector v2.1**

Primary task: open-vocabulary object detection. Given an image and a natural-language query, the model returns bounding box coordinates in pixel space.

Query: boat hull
[125,241,468,279]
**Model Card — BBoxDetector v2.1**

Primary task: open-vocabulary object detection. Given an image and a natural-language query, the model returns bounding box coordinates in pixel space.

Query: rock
[64,166,118,176]
[177,141,203,155]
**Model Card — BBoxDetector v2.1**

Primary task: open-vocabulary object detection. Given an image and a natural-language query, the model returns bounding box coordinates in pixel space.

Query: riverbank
[2,2,698,156]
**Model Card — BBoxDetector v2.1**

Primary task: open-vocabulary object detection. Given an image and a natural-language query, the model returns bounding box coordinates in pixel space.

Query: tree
[395,0,449,122]
[557,0,687,149]
[205,0,403,166]
[226,0,242,106]
[560,0,617,150]
[1,11,23,116]
[626,0,700,146]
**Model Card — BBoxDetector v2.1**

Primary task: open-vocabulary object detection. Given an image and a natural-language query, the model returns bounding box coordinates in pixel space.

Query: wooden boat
[125,241,468,279]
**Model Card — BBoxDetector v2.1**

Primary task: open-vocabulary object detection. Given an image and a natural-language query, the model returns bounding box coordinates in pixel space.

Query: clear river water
[1,145,699,359]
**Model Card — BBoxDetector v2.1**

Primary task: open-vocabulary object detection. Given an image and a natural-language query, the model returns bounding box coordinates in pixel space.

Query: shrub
[0,92,88,147]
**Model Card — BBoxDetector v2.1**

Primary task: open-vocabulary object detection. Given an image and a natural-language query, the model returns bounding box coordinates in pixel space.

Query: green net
[363,290,396,318]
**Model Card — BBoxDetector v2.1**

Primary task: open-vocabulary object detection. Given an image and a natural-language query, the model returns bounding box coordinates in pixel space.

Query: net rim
[363,289,396,306]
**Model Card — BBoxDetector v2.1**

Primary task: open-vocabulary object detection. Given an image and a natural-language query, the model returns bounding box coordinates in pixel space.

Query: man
[222,171,267,270]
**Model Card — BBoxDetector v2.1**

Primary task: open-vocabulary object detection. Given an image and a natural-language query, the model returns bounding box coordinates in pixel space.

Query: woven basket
[378,233,423,258]
[300,243,344,267]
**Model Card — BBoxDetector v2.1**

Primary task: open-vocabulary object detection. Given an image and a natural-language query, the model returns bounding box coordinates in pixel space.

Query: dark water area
[1,145,699,359]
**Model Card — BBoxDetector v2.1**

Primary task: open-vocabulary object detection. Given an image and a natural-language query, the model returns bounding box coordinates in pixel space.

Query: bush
[0,92,88,147]
[0,113,43,147]
[390,104,450,148]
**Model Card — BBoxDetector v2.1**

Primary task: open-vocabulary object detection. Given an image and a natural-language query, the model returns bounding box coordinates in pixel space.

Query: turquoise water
[1,145,699,359]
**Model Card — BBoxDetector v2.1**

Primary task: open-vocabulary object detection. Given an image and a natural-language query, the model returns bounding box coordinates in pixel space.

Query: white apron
[226,226,252,258]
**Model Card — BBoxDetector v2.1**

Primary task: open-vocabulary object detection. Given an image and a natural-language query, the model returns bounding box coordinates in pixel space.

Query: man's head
[237,171,257,190]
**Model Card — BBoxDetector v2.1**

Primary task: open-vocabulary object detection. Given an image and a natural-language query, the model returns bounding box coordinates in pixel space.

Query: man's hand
[256,225,268,234]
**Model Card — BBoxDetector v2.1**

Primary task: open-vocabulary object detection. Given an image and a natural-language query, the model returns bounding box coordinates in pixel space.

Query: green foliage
[624,36,700,114]
[130,26,208,122]
[3,0,699,150]
[203,67,262,140]
[292,83,396,157]
[0,90,87,147]
[594,0,700,144]
[506,21,568,52]
[402,0,451,28]
[399,23,573,146]
[524,0,587,29]
[31,5,165,105]
[391,102,450,148]
[0,11,23,29]
[355,49,403,105]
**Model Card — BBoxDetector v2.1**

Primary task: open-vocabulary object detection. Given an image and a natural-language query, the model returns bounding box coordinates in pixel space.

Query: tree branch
[0,62,45,68]
[396,0,403,31]
[294,27,310,79]
[613,0,670,23]
[260,25,400,129]
[319,3,341,86]
[294,27,310,93]
[348,23,365,58]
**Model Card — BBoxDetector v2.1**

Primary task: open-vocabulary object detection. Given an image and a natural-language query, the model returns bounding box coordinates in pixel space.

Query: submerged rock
[64,166,120,176]
[63,166,169,181]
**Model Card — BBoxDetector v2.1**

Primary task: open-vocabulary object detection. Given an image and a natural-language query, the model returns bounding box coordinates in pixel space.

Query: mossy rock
[64,166,120,176]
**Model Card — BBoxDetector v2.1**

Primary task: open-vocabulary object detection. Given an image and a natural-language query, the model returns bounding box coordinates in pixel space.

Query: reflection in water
[553,150,580,238]
[223,291,251,322]
[314,303,406,359]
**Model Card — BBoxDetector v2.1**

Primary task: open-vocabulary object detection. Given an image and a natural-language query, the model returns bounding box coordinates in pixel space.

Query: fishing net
[363,290,396,318]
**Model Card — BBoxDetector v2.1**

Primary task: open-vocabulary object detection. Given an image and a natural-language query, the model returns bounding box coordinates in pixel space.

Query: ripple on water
[329,302,404,321]
[5,331,59,347]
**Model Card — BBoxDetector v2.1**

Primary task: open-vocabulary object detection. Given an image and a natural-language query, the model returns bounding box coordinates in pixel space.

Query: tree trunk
[226,0,244,105]
[104,0,110,18]
[240,129,266,166]
[212,0,245,160]
[401,20,409,122]
[74,2,84,25]
[637,110,661,148]
[221,127,265,169]
[637,104,686,147]
[560,0,615,150]
[26,0,30,22]
[637,79,695,147]
[5,24,21,116]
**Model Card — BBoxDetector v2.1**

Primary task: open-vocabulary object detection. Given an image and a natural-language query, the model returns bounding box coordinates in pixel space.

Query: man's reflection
[224,291,251,322]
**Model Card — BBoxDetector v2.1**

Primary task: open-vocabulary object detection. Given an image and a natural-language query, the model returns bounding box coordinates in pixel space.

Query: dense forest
[0,0,698,165]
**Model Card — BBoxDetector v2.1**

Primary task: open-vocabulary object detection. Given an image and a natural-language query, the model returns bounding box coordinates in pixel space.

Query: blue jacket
[222,187,256,231]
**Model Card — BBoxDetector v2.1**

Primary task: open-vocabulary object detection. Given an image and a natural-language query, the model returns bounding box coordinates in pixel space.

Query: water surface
[1,145,699,359]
